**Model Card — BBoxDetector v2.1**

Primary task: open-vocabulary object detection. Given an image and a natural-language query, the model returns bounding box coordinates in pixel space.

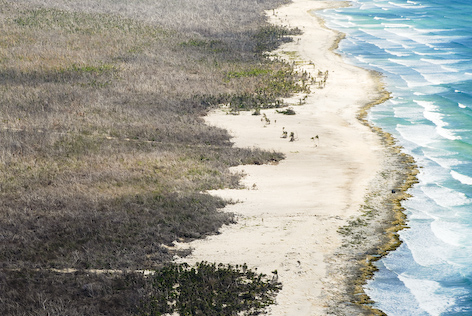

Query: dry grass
[0,0,304,314]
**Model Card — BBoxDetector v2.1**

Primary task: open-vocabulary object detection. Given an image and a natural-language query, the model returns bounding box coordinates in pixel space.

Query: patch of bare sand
[174,1,397,315]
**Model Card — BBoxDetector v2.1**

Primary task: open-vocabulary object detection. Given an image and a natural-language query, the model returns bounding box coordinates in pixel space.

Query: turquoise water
[318,0,472,314]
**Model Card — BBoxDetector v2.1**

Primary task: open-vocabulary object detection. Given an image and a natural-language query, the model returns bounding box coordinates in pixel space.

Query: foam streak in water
[451,170,472,185]
[414,100,462,140]
[398,275,455,316]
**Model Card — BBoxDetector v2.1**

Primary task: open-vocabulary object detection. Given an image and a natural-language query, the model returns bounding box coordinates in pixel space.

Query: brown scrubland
[0,0,312,314]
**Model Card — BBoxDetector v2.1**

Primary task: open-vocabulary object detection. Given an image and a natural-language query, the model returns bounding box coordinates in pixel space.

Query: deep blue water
[318,1,472,315]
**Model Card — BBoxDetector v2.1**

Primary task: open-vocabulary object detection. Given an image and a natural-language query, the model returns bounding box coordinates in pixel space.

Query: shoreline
[313,2,419,315]
[176,0,417,315]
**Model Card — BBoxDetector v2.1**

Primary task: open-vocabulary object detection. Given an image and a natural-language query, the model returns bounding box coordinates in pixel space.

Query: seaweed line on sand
[323,74,419,315]
[308,5,419,314]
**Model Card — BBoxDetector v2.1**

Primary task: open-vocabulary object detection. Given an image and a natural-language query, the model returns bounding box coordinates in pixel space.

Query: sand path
[175,1,386,314]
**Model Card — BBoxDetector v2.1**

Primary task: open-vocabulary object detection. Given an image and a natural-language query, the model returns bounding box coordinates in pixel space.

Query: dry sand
[174,0,407,315]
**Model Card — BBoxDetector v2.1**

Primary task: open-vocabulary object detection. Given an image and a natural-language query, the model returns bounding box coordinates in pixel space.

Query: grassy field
[0,0,308,314]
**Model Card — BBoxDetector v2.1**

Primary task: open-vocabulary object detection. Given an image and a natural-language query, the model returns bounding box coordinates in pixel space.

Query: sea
[317,0,472,315]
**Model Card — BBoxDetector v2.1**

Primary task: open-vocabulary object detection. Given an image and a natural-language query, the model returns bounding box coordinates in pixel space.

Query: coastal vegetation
[0,0,306,314]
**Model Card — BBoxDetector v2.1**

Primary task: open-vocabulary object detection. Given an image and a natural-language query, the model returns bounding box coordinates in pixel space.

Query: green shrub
[139,262,282,316]
[253,25,302,54]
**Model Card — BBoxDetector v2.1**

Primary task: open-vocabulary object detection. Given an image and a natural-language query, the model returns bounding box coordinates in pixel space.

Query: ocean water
[318,0,472,315]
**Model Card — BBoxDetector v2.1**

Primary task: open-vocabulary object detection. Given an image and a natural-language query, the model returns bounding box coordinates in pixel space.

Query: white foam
[415,100,462,140]
[359,27,391,40]
[413,51,430,56]
[385,28,447,47]
[451,170,472,185]
[329,20,356,28]
[354,55,369,64]
[421,72,459,86]
[393,106,424,121]
[393,70,429,88]
[423,107,447,127]
[401,76,427,88]
[382,23,412,28]
[414,50,455,56]
[413,100,434,111]
[421,185,471,209]
[420,58,466,65]
[421,58,468,74]
[414,28,447,34]
[387,1,428,9]
[389,98,404,105]
[428,117,460,140]
[401,221,453,266]
[426,156,463,169]
[396,124,436,148]
[398,275,455,316]
[377,39,409,52]
[440,65,459,73]
[436,129,462,142]
[416,166,447,188]
[430,219,463,247]
[385,49,411,57]
[388,58,420,67]
[459,103,467,108]
[390,58,461,83]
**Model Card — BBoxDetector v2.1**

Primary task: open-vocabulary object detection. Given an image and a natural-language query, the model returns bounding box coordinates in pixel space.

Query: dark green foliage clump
[225,68,271,79]
[196,66,311,113]
[0,263,281,316]
[253,25,302,54]
[139,262,282,316]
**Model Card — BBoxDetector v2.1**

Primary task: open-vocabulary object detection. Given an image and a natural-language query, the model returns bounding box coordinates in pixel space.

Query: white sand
[175,0,387,314]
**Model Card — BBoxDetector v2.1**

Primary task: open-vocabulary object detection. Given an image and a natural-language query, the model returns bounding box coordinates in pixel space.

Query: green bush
[139,262,282,316]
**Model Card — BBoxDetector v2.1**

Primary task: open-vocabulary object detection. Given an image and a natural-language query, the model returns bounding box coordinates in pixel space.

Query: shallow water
[319,0,472,314]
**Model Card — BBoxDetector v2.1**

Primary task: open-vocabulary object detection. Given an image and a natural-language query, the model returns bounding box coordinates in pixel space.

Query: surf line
[310,1,419,314]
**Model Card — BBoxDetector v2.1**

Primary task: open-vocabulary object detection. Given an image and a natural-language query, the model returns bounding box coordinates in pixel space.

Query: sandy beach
[175,0,412,315]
